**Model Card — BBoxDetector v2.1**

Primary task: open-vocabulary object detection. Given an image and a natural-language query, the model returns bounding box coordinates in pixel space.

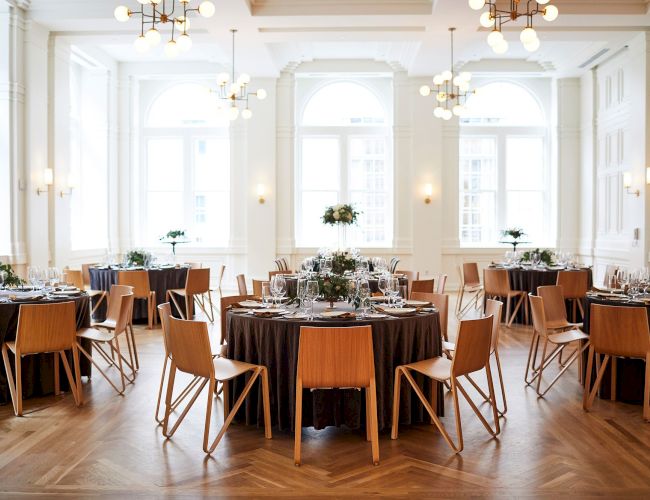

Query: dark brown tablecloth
[0,295,92,405]
[226,302,442,432]
[89,266,188,321]
[582,296,647,404]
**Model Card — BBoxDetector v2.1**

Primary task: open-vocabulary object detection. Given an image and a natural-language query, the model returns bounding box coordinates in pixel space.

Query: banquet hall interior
[1,0,650,497]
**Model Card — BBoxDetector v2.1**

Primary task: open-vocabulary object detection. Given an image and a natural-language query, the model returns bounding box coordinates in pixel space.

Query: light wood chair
[252,279,269,298]
[219,294,255,347]
[396,270,418,298]
[556,270,589,321]
[236,274,248,295]
[162,316,272,454]
[167,268,215,323]
[81,263,107,317]
[268,270,293,281]
[435,274,448,294]
[525,294,590,397]
[483,268,526,327]
[294,325,378,466]
[187,262,202,269]
[456,263,484,319]
[389,257,400,273]
[76,292,136,395]
[391,316,499,453]
[410,279,434,297]
[1,301,83,416]
[583,304,650,421]
[411,292,449,341]
[275,258,290,271]
[117,270,157,330]
[62,269,84,290]
[537,285,582,331]
[213,264,226,297]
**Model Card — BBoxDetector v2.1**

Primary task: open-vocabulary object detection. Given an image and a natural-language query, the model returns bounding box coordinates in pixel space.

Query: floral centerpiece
[161,229,185,241]
[125,249,152,267]
[331,250,356,275]
[0,262,25,287]
[322,204,360,249]
[521,249,554,266]
[501,227,526,250]
[317,274,349,308]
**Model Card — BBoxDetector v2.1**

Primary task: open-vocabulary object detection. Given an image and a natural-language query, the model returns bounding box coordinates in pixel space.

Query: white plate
[320,311,347,318]
[51,290,82,296]
[285,312,309,320]
[592,286,624,294]
[405,300,430,307]
[386,307,417,316]
[253,308,287,316]
[240,300,264,309]
[231,308,252,313]
[366,313,388,319]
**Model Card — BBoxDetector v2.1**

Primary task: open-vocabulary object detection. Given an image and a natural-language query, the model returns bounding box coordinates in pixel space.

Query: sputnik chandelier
[209,29,267,121]
[114,0,216,57]
[419,28,475,121]
[469,0,559,54]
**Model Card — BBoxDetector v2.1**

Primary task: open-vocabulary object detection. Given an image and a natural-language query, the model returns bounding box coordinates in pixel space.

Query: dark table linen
[226,304,442,432]
[0,295,92,405]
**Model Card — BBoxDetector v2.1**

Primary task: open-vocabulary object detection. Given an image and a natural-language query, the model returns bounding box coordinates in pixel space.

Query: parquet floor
[1,299,649,498]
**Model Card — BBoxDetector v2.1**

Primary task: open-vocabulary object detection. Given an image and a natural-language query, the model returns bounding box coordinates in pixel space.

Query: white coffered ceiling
[26,0,650,77]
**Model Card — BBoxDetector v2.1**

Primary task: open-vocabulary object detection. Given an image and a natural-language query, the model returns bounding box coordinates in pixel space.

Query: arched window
[295,79,393,248]
[140,82,230,247]
[458,81,551,246]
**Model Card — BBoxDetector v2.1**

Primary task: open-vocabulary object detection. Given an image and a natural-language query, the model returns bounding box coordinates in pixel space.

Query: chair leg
[450,378,463,453]
[391,367,402,440]
[54,352,60,396]
[59,350,81,406]
[128,324,139,371]
[260,367,272,439]
[72,345,83,405]
[155,356,169,424]
[494,350,508,415]
[365,389,371,442]
[222,379,230,419]
[2,344,20,416]
[368,379,380,465]
[644,353,650,421]
[524,332,540,385]
[582,345,594,411]
[611,357,617,401]
[586,354,610,411]
[294,377,303,465]
[455,378,499,437]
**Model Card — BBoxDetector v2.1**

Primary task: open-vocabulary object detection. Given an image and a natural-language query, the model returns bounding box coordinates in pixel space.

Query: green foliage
[521,249,554,266]
[501,227,526,240]
[331,251,356,275]
[317,274,349,302]
[322,204,360,226]
[0,262,25,287]
[126,249,152,267]
[161,229,185,240]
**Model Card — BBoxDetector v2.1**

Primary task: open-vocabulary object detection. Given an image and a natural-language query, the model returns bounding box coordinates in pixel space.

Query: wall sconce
[256,184,266,204]
[36,168,53,195]
[623,172,640,197]
[424,183,433,204]
[60,171,78,197]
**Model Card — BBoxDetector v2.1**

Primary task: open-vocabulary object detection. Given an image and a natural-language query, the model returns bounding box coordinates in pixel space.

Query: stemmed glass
[305,279,319,320]
[347,279,358,309]
[378,273,389,303]
[388,277,400,307]
[322,257,333,275]
[358,278,371,318]
[48,267,60,289]
[617,268,630,292]
[531,252,541,269]
[271,274,287,308]
[0,271,6,290]
[261,283,273,308]
[297,278,308,315]
[28,266,39,289]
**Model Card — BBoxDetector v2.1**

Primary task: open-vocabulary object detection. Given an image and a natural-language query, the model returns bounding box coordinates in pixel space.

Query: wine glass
[261,283,273,308]
[388,277,400,307]
[358,278,371,318]
[347,279,358,308]
[378,273,389,302]
[305,279,319,320]
[271,274,287,307]
[617,268,630,291]
[531,252,541,269]
[297,278,307,313]
[48,267,60,289]
[28,266,39,289]
[322,257,333,275]
[0,270,6,289]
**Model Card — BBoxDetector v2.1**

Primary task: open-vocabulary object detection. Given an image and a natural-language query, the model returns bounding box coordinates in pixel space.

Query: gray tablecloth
[226,301,442,432]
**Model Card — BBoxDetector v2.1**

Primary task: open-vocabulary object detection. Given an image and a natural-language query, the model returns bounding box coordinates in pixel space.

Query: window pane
[507,191,544,243]
[301,138,340,190]
[462,82,544,126]
[192,193,229,245]
[193,138,229,189]
[299,191,338,247]
[147,192,184,244]
[147,139,183,191]
[506,136,544,190]
[146,83,228,128]
[302,82,385,126]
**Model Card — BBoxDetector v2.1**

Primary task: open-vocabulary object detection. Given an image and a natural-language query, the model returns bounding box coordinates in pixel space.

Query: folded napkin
[0,289,44,299]
[228,301,262,309]
[336,312,356,319]
[253,311,279,318]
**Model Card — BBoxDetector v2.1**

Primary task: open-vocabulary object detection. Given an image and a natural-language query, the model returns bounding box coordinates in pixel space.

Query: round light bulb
[452,104,465,116]
[468,0,485,10]
[134,35,149,53]
[151,0,162,4]
[145,28,161,47]
[176,16,190,32]
[537,0,550,4]
[228,106,239,121]
[419,85,431,97]
[459,71,472,82]
[114,6,130,22]
[453,76,463,86]
[433,74,444,86]
[433,107,444,118]
[229,83,239,96]
[442,109,453,120]
[543,5,559,21]
[436,91,447,103]
[487,30,504,47]
[242,108,252,119]
[441,70,453,81]
[137,0,149,4]
[237,73,251,85]
[459,81,470,92]
[217,72,230,85]
[177,34,192,52]
[479,12,495,28]
[524,37,541,52]
[493,39,509,54]
[164,40,179,58]
[256,88,267,100]
[198,0,216,17]
[520,27,537,44]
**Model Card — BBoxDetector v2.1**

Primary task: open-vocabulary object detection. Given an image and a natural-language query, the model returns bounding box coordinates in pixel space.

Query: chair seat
[4,341,16,354]
[403,356,452,382]
[213,357,258,381]
[547,320,583,331]
[548,329,589,345]
[86,289,105,297]
[77,327,115,343]
[168,288,186,297]
[463,284,483,293]
[92,319,116,330]
[442,340,456,352]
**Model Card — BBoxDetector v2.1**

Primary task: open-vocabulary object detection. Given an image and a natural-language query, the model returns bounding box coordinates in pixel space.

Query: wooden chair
[236,274,247,295]
[187,262,202,269]
[483,268,526,327]
[525,294,590,397]
[389,257,400,273]
[117,270,157,330]
[62,269,84,290]
[410,279,434,297]
[603,265,619,287]
[294,325,378,466]
[456,263,484,319]
[162,316,272,454]
[252,279,269,298]
[583,304,650,421]
[167,268,215,323]
[81,263,107,317]
[268,270,293,281]
[396,270,418,298]
[537,285,582,331]
[275,258,290,271]
[220,294,255,347]
[213,264,226,297]
[435,274,448,294]
[1,301,83,416]
[76,292,136,395]
[391,316,499,453]
[556,270,589,321]
[411,292,448,341]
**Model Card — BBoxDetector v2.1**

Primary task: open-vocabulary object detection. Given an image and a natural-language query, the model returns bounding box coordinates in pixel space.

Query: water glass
[348,279,358,307]
[388,277,400,307]
[378,273,389,300]
[305,279,320,320]
[0,271,6,289]
[358,278,371,318]
[48,267,60,288]
[261,283,273,308]
[28,266,39,289]
[297,278,307,312]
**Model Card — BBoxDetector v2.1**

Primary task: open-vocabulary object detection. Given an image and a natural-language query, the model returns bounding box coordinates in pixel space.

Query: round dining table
[0,294,92,406]
[226,301,443,432]
[89,266,188,321]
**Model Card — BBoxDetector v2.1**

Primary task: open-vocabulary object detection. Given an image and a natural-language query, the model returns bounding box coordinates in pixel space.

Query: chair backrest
[114,293,135,335]
[411,292,448,340]
[528,294,548,337]
[483,268,511,297]
[451,316,493,377]
[215,264,226,288]
[157,302,172,356]
[389,257,400,273]
[220,294,255,344]
[537,285,568,326]
[187,262,202,269]
[185,267,210,295]
[252,279,269,298]
[15,301,77,355]
[106,284,134,324]
[462,263,481,288]
[62,269,84,290]
[81,263,97,288]
[411,279,434,295]
[268,270,292,281]
[484,299,503,354]
[603,265,618,287]
[236,274,248,295]
[117,270,151,299]
[556,270,589,299]
[396,270,419,282]
[275,258,289,271]
[168,316,214,378]
[590,304,650,358]
[435,274,448,294]
[297,326,375,389]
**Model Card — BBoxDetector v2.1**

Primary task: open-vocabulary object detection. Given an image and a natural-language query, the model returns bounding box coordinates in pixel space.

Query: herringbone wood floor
[1,299,649,498]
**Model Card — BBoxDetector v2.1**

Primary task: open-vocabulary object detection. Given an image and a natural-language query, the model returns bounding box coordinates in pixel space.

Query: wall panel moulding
[249,0,433,16]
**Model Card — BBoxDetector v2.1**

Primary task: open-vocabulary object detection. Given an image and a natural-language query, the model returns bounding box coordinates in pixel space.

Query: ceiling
[26,0,650,77]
